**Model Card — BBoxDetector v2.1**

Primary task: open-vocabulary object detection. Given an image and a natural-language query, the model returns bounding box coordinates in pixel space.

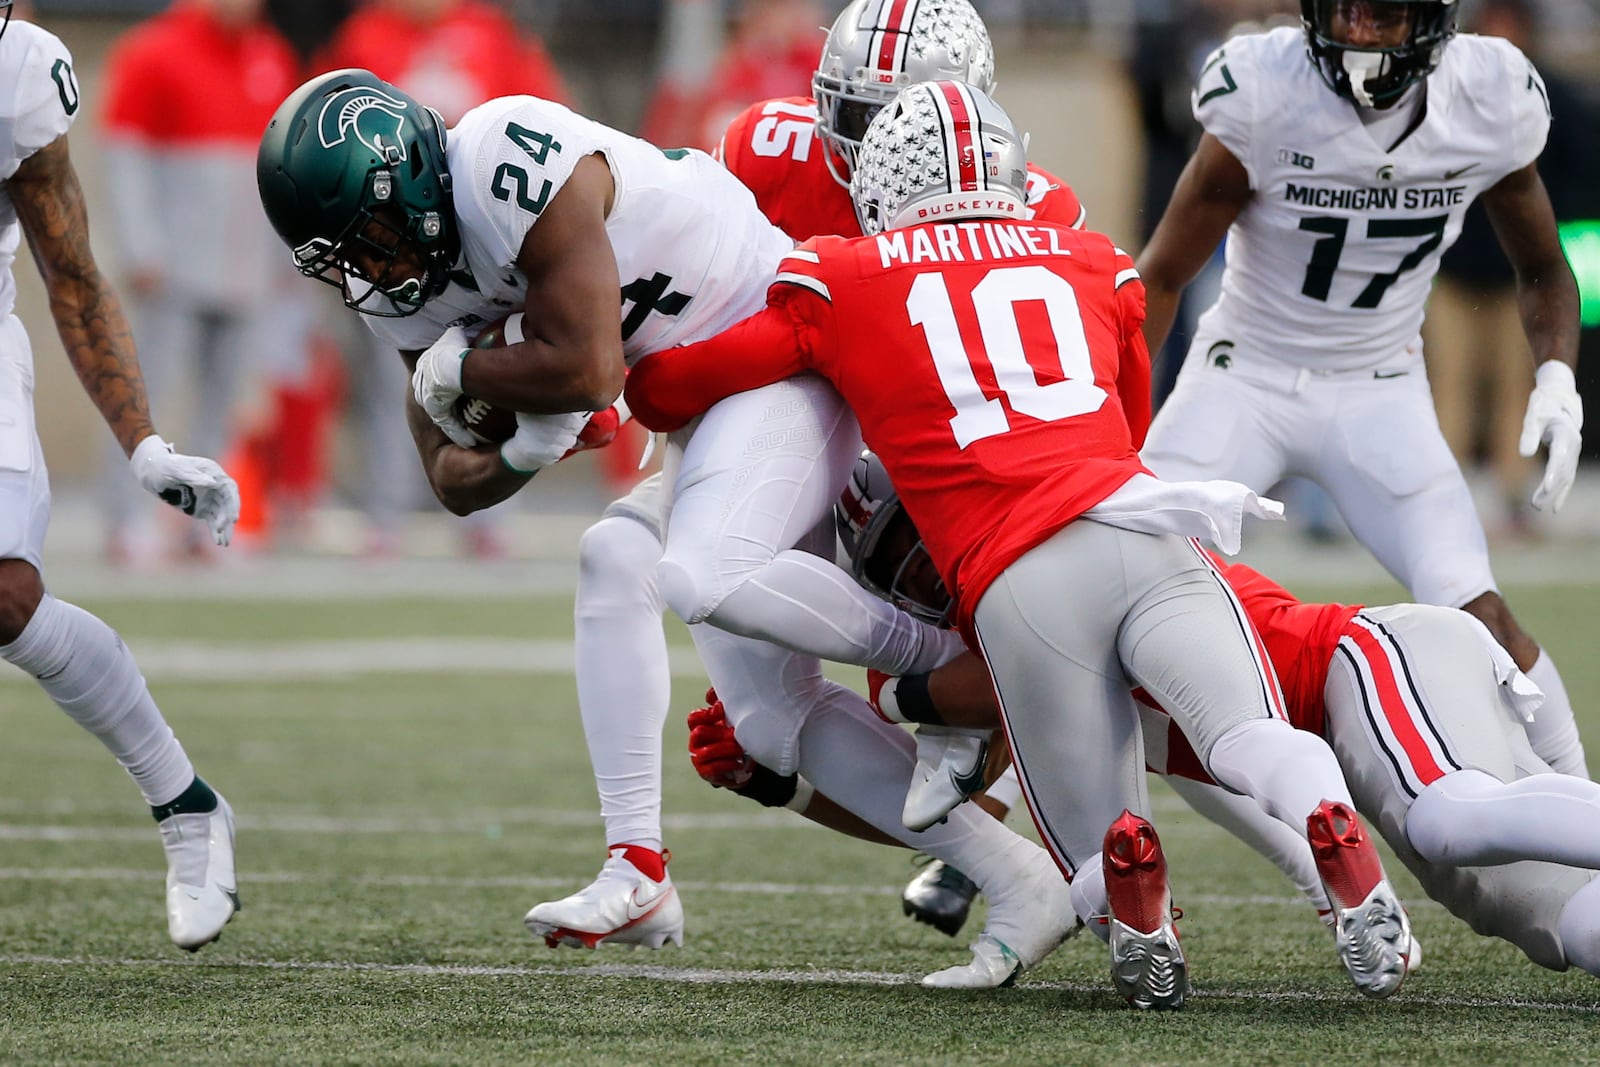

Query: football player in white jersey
[1136,0,1587,780]
[0,8,242,950]
[257,68,1079,987]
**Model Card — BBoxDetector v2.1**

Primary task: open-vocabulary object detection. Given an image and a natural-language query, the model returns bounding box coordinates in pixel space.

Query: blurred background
[17,0,1600,567]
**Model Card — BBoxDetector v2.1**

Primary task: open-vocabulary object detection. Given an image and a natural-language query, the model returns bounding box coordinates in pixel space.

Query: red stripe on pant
[1346,623,1449,785]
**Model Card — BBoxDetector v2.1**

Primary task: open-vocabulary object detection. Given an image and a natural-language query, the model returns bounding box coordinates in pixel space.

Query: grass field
[3,574,1600,1065]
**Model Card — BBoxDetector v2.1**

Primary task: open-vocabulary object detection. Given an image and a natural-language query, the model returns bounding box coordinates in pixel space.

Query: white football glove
[410,326,478,448]
[129,434,242,546]
[499,410,591,474]
[1518,360,1584,513]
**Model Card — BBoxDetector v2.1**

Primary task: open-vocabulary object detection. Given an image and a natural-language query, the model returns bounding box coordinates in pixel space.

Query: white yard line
[0,953,1591,1012]
[0,638,707,683]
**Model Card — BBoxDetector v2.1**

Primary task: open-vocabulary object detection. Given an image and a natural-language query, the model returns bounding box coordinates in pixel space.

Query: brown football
[452,313,526,445]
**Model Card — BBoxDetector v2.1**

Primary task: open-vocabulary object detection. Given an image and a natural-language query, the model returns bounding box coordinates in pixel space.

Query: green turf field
[3,581,1598,1065]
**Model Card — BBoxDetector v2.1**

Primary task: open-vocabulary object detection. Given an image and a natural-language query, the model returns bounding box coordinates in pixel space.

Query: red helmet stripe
[875,0,914,76]
[938,82,980,192]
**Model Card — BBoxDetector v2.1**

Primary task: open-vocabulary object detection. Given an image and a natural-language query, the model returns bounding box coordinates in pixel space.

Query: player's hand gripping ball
[453,312,624,453]
[451,314,524,445]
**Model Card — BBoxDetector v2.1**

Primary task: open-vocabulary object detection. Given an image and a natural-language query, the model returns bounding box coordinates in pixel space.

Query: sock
[1070,853,1110,943]
[608,843,667,882]
[1558,875,1600,977]
[1167,774,1330,914]
[696,550,967,676]
[1,594,194,807]
[1205,717,1353,834]
[1407,768,1600,868]
[984,765,1024,811]
[149,776,217,822]
[1525,650,1588,777]
[576,515,670,852]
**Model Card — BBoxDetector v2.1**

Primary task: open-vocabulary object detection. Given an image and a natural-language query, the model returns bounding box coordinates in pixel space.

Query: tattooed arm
[10,132,155,455]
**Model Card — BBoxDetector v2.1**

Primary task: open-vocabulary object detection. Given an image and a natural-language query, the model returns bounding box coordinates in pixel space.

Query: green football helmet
[257,68,457,316]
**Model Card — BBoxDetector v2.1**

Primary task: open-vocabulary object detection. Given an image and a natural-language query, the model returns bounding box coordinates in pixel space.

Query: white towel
[1084,472,1285,555]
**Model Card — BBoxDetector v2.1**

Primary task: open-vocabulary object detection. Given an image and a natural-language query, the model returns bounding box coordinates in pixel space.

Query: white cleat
[525,848,685,950]
[921,933,1023,988]
[902,726,991,832]
[161,794,239,952]
[922,847,1079,988]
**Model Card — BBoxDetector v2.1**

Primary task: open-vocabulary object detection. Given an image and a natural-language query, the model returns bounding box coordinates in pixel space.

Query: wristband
[736,764,801,808]
[893,671,945,726]
[785,776,816,813]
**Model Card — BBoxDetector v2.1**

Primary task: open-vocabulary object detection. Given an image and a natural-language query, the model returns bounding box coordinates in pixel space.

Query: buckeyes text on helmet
[1301,0,1459,107]
[850,79,1028,236]
[256,68,458,317]
[813,0,996,188]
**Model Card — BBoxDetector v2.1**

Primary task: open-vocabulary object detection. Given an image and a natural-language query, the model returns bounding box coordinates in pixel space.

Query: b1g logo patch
[318,86,411,163]
[1277,149,1315,170]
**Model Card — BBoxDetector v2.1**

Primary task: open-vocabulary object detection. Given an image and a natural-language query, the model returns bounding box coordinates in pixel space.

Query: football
[452,313,527,445]
[452,393,519,445]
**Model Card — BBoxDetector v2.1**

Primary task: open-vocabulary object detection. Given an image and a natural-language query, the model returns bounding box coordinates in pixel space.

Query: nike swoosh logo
[1373,370,1409,379]
[1443,164,1478,180]
[951,739,990,797]
[624,884,669,923]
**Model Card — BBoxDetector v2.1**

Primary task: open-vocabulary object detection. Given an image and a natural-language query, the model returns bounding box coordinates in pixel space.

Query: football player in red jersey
[715,0,1087,243]
[713,0,1090,932]
[843,449,1600,980]
[627,80,1416,1008]
[694,450,1600,981]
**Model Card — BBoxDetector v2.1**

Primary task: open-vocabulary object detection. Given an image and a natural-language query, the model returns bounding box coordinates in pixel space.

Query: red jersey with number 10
[624,218,1151,630]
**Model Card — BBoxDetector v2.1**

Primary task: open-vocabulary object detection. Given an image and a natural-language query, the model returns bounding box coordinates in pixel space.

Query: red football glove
[560,405,622,460]
[687,687,755,790]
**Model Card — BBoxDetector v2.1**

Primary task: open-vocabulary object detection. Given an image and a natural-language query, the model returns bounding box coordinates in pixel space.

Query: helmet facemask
[293,170,450,317]
[835,452,952,627]
[1301,0,1458,107]
[851,80,1029,236]
[813,0,996,188]
[259,70,458,318]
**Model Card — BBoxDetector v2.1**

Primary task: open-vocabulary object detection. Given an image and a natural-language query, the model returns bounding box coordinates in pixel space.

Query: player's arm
[624,301,813,432]
[1484,162,1582,375]
[1136,133,1251,356]
[401,348,534,515]
[459,153,626,415]
[11,134,154,455]
[1113,259,1153,447]
[870,652,1001,730]
[1482,162,1585,511]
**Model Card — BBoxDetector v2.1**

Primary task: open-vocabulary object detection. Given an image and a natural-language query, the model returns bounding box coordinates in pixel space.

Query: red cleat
[1102,810,1187,1010]
[1307,800,1412,998]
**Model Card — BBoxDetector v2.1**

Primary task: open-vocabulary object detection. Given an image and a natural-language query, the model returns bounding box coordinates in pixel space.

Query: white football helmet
[813,0,996,187]
[851,80,1028,236]
[835,450,952,626]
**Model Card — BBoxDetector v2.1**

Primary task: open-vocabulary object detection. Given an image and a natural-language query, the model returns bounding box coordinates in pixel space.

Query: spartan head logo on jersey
[317,86,413,164]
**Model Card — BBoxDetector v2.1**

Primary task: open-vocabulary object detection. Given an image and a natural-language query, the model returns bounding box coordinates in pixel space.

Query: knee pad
[657,555,719,626]
[576,515,662,616]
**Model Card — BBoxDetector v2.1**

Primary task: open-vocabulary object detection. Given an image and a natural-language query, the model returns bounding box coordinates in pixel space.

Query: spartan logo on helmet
[317,87,413,164]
